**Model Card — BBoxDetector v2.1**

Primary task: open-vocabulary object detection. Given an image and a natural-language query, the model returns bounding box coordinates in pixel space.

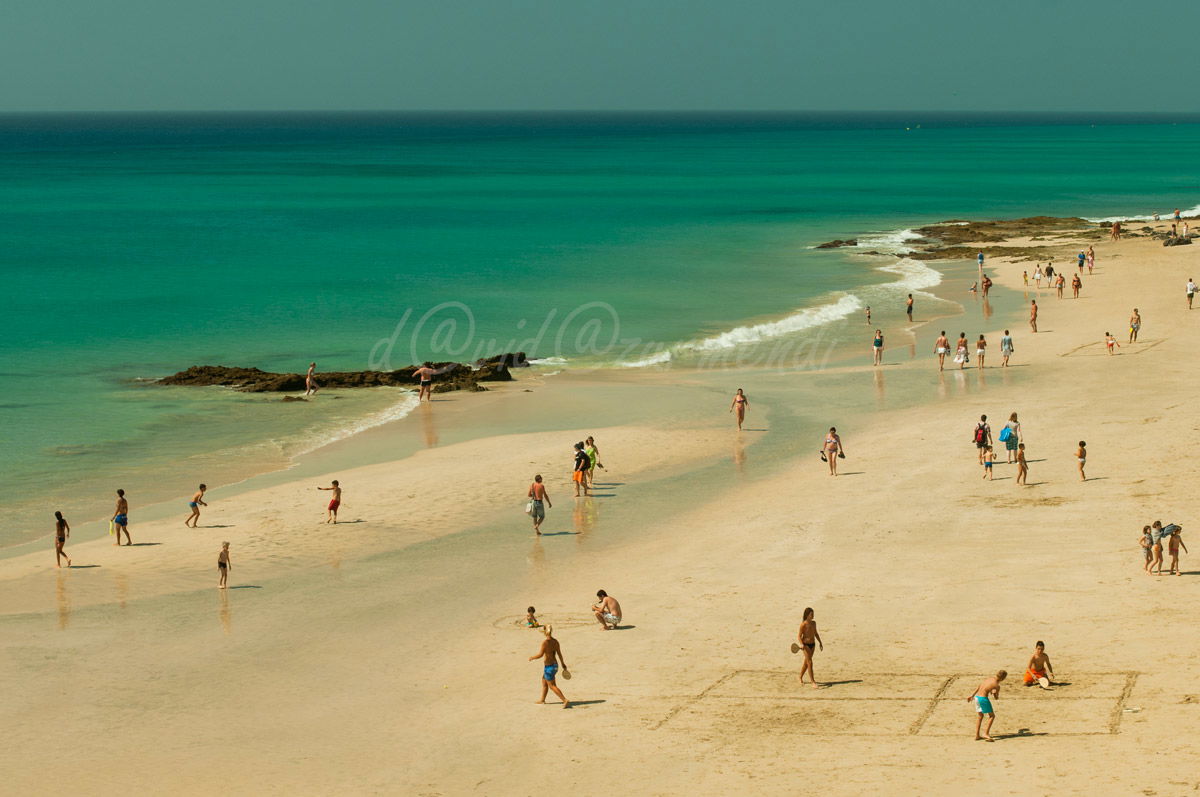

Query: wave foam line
[876,257,943,292]
[1086,203,1200,223]
[853,228,924,255]
[290,390,421,457]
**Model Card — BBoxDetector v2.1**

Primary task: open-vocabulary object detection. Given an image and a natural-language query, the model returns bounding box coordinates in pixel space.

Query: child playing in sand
[1016,443,1028,486]
[1141,526,1154,572]
[1022,641,1055,689]
[968,670,1006,741]
[218,542,231,588]
[1168,527,1188,575]
[1076,441,1087,482]
[318,480,341,523]
[525,607,540,627]
[982,446,995,479]
[185,484,208,528]
[1105,332,1120,354]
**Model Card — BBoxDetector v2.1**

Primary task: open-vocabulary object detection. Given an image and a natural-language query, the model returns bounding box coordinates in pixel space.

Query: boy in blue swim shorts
[968,670,1006,741]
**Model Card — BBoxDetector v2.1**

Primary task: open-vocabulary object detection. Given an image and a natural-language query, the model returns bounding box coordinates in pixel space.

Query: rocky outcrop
[815,238,857,249]
[159,353,528,393]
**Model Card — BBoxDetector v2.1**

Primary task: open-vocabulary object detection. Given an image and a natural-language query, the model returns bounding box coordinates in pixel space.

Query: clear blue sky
[1,0,1194,112]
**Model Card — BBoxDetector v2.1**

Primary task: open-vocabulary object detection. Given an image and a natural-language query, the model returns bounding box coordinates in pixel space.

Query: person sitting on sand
[1167,526,1188,576]
[1022,641,1055,689]
[528,625,569,708]
[185,484,208,528]
[730,388,749,430]
[53,511,71,568]
[592,589,622,630]
[318,480,341,523]
[525,606,540,627]
[218,542,231,589]
[968,670,1007,741]
[1140,526,1154,572]
[796,607,824,689]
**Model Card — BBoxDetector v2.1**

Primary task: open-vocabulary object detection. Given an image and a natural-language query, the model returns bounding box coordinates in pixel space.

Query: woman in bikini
[54,511,71,568]
[729,389,748,431]
[797,607,824,689]
[822,427,845,476]
[975,334,987,369]
[1086,245,1095,274]
[1071,272,1082,298]
[955,333,969,369]
[1077,441,1087,482]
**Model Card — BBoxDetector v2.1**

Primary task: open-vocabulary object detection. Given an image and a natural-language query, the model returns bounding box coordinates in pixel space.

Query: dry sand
[3,221,1200,795]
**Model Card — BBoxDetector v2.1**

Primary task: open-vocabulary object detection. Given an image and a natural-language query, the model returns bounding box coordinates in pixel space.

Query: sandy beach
[4,218,1200,795]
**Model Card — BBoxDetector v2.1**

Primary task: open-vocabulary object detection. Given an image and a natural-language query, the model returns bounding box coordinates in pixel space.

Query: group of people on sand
[933,329,1014,371]
[969,642,1059,742]
[523,437,602,535]
[1139,521,1188,575]
[973,413,1028,485]
[524,589,624,708]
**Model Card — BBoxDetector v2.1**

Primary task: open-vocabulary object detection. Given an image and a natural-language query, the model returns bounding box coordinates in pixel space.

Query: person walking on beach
[975,334,987,369]
[1029,300,1038,333]
[1086,245,1095,274]
[1076,441,1087,482]
[528,626,570,707]
[1016,443,1029,486]
[977,251,985,271]
[592,589,622,630]
[1077,251,1086,272]
[1105,332,1120,354]
[318,480,341,523]
[584,436,602,488]
[217,542,231,589]
[185,484,208,528]
[1150,521,1167,574]
[1071,272,1082,299]
[954,333,969,369]
[53,511,71,568]
[968,670,1006,741]
[305,362,318,397]
[1000,330,1014,367]
[112,489,131,546]
[872,329,884,366]
[865,306,871,324]
[1167,527,1188,575]
[973,415,992,464]
[1188,278,1197,310]
[1022,270,1029,287]
[572,442,591,497]
[730,388,749,431]
[796,607,824,689]
[1140,526,1154,572]
[1002,413,1021,463]
[982,445,995,479]
[1110,220,1121,241]
[412,362,437,402]
[1022,642,1055,689]
[1034,265,1044,288]
[1128,309,1141,343]
[981,274,992,297]
[934,331,950,371]
[822,427,845,476]
[1055,273,1065,299]
[905,294,914,322]
[527,475,551,535]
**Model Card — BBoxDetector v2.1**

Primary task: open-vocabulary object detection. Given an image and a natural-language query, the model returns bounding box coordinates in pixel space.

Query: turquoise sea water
[2,112,1198,544]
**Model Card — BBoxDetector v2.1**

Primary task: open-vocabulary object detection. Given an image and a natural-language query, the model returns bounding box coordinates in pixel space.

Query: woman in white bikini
[975,334,987,369]
[933,331,950,371]
[822,427,845,476]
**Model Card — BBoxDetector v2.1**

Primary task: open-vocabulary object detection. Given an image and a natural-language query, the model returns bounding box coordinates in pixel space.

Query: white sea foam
[290,390,421,457]
[618,350,673,368]
[853,228,924,255]
[876,257,944,292]
[1086,203,1200,223]
[529,356,569,366]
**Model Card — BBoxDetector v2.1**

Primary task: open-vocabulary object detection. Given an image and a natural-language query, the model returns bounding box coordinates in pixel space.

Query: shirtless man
[1128,308,1141,343]
[112,489,131,546]
[185,484,208,528]
[968,670,1007,741]
[528,626,569,707]
[905,293,914,322]
[796,607,824,689]
[318,480,341,523]
[1029,299,1038,333]
[54,511,71,568]
[527,474,551,535]
[1022,641,1055,689]
[304,362,318,396]
[933,331,950,371]
[1110,220,1121,241]
[592,589,622,630]
[412,362,437,402]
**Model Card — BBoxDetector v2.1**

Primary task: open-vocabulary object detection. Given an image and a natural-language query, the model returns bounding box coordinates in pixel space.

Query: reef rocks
[815,239,857,249]
[159,353,529,394]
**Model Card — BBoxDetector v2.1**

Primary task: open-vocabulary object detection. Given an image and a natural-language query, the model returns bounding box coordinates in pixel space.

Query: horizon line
[2,109,1200,117]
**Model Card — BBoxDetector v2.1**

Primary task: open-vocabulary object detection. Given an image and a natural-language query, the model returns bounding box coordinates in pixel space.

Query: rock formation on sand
[159,353,529,394]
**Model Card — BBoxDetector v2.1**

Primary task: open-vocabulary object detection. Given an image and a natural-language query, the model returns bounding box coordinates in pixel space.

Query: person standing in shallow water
[933,330,949,371]
[112,489,131,546]
[729,389,748,431]
[54,511,71,568]
[872,329,884,366]
[906,294,914,322]
[796,607,824,689]
[527,474,550,535]
[305,362,318,396]
[1000,330,1014,366]
[1029,299,1038,333]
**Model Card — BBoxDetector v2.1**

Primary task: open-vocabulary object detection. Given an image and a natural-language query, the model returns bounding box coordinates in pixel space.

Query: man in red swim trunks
[318,479,341,524]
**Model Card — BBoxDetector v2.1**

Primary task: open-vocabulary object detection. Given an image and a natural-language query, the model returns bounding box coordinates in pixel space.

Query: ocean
[2,111,1198,545]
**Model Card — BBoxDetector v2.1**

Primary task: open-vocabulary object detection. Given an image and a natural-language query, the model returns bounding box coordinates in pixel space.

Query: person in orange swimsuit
[1022,641,1055,689]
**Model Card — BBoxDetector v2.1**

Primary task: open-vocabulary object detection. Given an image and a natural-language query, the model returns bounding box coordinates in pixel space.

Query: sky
[0,0,1195,112]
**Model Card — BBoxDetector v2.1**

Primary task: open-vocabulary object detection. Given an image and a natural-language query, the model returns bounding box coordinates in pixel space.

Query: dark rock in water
[158,353,526,393]
[815,239,857,249]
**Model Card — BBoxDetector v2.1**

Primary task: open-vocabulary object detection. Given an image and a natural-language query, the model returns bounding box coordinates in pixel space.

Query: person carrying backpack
[973,415,992,464]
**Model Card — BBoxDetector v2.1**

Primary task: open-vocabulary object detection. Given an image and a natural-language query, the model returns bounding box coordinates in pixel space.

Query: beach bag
[525,500,533,515]
[998,427,1012,442]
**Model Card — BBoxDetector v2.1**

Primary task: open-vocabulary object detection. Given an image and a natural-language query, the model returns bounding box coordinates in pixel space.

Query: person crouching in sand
[592,589,622,630]
[218,542,231,588]
[796,607,824,689]
[318,480,341,523]
[1022,641,1055,689]
[968,670,1006,741]
[528,625,569,707]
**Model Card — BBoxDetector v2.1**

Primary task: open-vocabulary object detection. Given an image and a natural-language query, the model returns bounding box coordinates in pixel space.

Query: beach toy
[561,667,572,680]
[790,642,801,654]
[108,520,115,536]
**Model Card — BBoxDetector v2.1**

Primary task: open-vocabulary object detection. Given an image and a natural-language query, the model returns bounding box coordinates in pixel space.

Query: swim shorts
[572,471,584,483]
[328,500,340,511]
[188,502,198,508]
[974,695,994,714]
[530,500,545,522]
[114,514,128,526]
[543,664,558,681]
[602,613,621,626]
